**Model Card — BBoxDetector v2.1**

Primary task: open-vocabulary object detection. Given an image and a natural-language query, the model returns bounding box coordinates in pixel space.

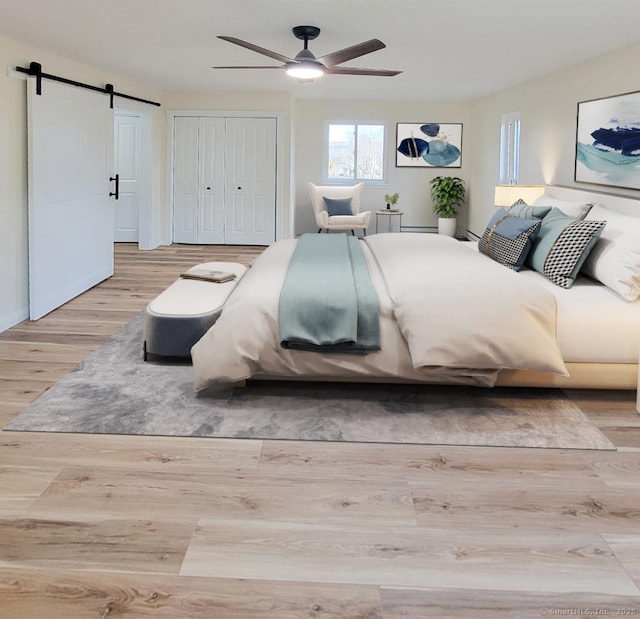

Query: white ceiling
[1,0,639,101]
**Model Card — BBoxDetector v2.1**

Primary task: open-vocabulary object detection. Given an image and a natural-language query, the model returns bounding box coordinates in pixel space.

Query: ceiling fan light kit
[285,62,324,80]
[214,25,401,81]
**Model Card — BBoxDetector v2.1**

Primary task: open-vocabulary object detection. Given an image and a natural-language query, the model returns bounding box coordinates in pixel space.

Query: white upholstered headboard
[545,185,640,217]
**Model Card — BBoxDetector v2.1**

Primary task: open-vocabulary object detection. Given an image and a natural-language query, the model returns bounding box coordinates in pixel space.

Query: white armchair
[308,182,371,236]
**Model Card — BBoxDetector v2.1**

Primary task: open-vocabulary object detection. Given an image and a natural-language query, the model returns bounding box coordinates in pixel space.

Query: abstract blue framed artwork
[396,123,462,168]
[575,90,640,190]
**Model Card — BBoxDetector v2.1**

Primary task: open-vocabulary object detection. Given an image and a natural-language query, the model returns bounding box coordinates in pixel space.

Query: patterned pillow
[323,196,353,216]
[527,207,606,288]
[508,199,552,220]
[479,208,541,271]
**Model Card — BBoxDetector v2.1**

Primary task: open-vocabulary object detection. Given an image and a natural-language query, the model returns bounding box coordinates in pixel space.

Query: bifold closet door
[28,79,114,320]
[173,117,225,244]
[224,117,277,245]
[173,116,276,245]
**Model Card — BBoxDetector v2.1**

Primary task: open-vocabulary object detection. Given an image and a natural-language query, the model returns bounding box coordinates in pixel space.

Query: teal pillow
[508,199,552,220]
[527,207,606,288]
[323,196,353,216]
[479,207,541,271]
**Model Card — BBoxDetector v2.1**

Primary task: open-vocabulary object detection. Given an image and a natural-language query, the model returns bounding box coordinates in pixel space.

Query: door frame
[166,110,286,244]
[115,105,156,249]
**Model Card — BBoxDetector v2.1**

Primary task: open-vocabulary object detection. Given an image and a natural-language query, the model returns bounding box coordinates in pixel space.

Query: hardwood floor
[1,243,639,618]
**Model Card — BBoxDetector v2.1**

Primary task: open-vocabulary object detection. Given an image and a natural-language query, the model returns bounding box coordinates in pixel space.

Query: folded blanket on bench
[279,233,380,354]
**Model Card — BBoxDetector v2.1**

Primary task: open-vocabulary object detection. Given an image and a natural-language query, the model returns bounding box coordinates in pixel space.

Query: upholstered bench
[143,261,247,360]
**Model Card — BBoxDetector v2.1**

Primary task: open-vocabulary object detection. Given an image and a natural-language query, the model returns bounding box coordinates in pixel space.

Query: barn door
[27,78,114,320]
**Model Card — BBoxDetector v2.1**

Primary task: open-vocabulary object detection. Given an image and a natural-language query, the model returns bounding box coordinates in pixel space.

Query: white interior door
[198,117,225,244]
[28,79,114,320]
[114,113,139,242]
[173,117,225,244]
[173,116,199,244]
[172,115,277,245]
[224,117,277,245]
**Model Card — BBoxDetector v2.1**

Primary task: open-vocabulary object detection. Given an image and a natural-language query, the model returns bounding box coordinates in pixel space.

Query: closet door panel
[224,118,276,245]
[173,117,199,244]
[198,117,225,244]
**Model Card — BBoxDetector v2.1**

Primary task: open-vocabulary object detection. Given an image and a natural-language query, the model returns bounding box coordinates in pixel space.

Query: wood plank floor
[1,243,639,618]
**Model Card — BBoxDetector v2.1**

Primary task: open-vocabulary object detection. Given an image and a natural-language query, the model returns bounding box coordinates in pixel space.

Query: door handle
[109,174,120,200]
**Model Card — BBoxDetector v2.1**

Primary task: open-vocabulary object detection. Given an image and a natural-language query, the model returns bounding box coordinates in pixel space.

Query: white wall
[467,42,640,237]
[0,34,164,331]
[293,99,472,236]
[0,39,28,331]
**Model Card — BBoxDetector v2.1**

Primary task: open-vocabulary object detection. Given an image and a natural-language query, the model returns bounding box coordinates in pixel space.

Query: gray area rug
[5,314,615,450]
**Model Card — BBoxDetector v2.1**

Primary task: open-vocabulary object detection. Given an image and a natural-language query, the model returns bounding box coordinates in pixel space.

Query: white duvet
[191,234,568,391]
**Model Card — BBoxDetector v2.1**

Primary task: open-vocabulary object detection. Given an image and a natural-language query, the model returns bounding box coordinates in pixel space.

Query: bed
[190,186,640,407]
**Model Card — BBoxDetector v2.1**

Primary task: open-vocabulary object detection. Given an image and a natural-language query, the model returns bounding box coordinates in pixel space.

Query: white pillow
[532,195,593,220]
[583,204,640,302]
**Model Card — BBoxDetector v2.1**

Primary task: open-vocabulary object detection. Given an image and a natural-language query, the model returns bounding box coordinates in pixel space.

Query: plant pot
[438,217,457,237]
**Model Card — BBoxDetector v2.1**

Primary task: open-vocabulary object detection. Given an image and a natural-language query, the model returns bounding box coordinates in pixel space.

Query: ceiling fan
[213,25,402,80]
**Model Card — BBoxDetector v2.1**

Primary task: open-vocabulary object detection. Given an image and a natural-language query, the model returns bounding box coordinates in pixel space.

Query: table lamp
[494,185,545,207]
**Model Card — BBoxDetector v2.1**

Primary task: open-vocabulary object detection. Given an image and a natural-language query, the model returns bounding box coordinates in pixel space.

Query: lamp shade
[494,184,545,207]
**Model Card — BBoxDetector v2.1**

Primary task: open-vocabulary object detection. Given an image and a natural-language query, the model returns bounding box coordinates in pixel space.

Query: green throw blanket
[279,233,381,354]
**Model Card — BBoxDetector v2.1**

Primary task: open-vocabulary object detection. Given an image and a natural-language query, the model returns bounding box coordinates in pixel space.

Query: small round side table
[375,210,403,233]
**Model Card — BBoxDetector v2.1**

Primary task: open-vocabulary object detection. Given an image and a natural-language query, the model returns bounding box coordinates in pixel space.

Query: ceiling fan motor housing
[294,48,319,62]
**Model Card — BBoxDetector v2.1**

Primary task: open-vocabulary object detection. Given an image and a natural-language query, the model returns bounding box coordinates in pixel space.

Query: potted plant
[429,176,465,237]
[384,192,399,211]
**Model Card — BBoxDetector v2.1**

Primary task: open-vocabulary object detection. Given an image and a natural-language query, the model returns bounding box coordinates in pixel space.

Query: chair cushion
[328,214,367,226]
[324,196,353,216]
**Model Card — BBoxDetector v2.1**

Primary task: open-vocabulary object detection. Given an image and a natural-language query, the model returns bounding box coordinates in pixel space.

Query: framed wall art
[575,90,640,190]
[396,122,462,168]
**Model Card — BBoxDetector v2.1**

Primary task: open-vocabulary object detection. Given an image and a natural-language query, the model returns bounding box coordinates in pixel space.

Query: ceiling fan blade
[213,65,284,70]
[317,39,386,66]
[324,66,402,77]
[217,36,293,64]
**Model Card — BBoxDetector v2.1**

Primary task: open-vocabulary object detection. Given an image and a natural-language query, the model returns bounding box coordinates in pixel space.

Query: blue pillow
[479,207,541,271]
[527,207,606,288]
[323,196,353,216]
[508,199,552,220]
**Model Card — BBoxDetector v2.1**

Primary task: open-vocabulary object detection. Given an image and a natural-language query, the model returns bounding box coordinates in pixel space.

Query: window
[325,122,386,183]
[499,111,521,185]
